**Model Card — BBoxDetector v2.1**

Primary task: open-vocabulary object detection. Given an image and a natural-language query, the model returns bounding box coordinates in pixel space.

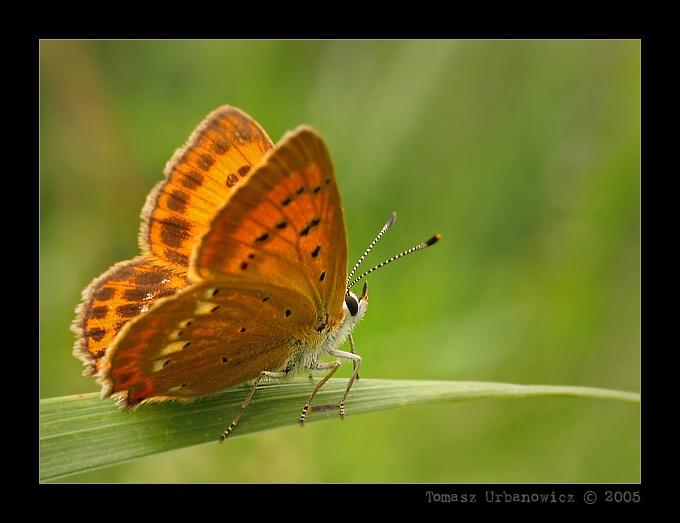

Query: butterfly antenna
[347,214,441,290]
[346,212,397,287]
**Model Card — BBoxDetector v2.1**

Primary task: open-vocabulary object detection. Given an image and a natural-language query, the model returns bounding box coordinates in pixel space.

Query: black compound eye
[345,294,359,317]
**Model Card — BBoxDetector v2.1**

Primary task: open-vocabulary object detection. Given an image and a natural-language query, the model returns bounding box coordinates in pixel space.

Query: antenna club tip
[387,212,397,227]
[426,234,442,246]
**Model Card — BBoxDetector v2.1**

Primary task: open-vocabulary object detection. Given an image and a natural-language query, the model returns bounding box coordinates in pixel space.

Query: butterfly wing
[73,107,274,373]
[72,256,188,375]
[101,280,318,407]
[140,106,275,268]
[101,126,349,408]
[192,126,348,333]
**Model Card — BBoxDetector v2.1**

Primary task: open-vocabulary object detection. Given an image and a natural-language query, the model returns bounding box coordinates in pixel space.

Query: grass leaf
[39,378,639,481]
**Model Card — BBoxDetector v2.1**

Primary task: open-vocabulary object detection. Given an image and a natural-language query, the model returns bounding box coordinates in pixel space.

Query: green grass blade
[39,378,639,481]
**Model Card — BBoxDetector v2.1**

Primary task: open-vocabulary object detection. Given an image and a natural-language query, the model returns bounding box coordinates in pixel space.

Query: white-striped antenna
[346,212,441,291]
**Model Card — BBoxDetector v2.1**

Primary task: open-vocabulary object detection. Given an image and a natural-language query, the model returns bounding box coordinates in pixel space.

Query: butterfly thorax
[283,290,367,378]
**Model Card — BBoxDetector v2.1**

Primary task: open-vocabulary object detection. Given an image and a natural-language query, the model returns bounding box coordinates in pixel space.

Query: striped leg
[300,337,362,425]
[220,370,288,442]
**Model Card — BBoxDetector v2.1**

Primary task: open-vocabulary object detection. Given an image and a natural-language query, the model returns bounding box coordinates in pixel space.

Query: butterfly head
[326,282,367,349]
[344,281,368,324]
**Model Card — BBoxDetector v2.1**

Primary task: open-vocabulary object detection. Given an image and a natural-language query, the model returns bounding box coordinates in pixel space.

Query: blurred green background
[40,40,640,483]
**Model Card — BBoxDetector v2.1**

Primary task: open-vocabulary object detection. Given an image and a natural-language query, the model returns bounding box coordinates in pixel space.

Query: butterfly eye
[345,293,359,317]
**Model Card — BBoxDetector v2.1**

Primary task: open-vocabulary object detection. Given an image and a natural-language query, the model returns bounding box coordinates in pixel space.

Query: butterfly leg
[330,346,361,419]
[300,360,340,426]
[349,333,360,380]
[220,369,288,442]
[300,347,361,425]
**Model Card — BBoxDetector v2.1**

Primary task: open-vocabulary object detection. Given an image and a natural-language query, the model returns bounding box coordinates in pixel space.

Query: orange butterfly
[73,106,439,441]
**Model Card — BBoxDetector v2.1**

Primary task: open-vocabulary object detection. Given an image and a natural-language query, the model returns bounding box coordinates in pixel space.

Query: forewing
[191,127,348,331]
[140,106,275,268]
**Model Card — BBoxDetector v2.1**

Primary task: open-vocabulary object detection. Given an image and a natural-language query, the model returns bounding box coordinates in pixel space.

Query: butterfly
[72,106,439,441]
